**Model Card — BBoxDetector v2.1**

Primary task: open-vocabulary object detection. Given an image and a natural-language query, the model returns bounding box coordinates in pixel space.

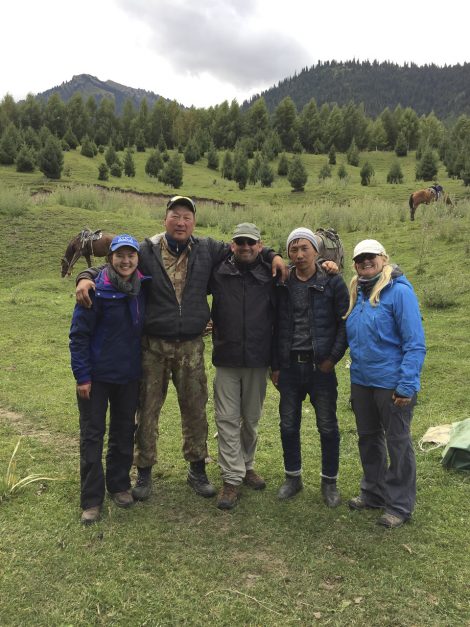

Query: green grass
[0,166,469,625]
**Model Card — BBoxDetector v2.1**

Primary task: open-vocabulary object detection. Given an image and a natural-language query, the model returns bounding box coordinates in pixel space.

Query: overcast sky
[2,0,469,108]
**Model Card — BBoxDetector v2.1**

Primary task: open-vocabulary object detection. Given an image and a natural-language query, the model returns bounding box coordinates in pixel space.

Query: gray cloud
[116,0,309,88]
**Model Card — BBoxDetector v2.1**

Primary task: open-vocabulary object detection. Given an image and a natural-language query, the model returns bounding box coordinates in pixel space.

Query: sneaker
[132,467,152,501]
[243,469,266,490]
[110,490,134,508]
[321,480,341,508]
[376,513,406,529]
[80,505,101,525]
[277,475,303,500]
[187,469,217,498]
[217,483,240,510]
[348,495,381,511]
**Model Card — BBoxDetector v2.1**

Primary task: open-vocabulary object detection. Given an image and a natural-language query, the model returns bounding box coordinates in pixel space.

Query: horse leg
[85,254,91,268]
[409,195,415,221]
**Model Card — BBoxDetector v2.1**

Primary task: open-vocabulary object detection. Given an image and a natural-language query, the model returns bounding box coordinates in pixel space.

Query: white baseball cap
[353,239,386,260]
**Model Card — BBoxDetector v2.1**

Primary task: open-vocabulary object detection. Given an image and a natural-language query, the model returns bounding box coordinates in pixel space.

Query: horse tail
[409,194,414,210]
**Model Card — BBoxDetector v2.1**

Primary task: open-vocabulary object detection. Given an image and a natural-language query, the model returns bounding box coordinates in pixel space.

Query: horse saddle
[80,229,103,246]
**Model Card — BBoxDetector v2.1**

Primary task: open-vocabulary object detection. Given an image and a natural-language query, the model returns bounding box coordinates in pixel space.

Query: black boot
[132,466,152,501]
[321,477,341,508]
[187,460,217,498]
[277,474,303,500]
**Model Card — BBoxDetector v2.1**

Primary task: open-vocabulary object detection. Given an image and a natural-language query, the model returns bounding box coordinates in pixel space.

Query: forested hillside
[247,60,470,119]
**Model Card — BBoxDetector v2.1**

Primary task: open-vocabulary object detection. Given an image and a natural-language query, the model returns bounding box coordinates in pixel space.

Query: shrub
[328,144,336,165]
[347,138,360,166]
[416,148,438,181]
[80,135,95,158]
[259,159,274,187]
[105,144,119,167]
[110,162,122,177]
[387,161,404,184]
[184,139,200,164]
[287,155,308,191]
[221,151,233,180]
[360,161,375,186]
[422,282,457,309]
[123,148,136,177]
[277,152,289,176]
[145,150,164,177]
[318,162,332,181]
[39,136,64,179]
[207,143,219,170]
[15,145,36,172]
[160,152,183,188]
[0,123,20,164]
[98,163,109,181]
[337,163,348,180]
[233,149,249,190]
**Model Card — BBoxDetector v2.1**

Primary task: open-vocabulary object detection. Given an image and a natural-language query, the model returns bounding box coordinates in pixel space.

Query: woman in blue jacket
[344,239,426,528]
[70,234,149,525]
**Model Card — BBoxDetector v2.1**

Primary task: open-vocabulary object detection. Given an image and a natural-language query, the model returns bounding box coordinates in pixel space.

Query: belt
[290,351,314,364]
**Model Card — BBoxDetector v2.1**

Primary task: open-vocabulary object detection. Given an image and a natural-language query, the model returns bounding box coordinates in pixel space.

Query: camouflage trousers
[134,335,209,468]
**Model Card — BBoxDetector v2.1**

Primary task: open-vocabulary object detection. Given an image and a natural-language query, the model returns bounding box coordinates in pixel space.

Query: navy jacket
[69,267,149,385]
[272,266,349,370]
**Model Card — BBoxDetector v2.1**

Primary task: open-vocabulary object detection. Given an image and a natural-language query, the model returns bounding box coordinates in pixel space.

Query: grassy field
[0,152,469,626]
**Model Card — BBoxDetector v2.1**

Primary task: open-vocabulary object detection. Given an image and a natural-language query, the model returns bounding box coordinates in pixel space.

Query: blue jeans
[278,362,339,477]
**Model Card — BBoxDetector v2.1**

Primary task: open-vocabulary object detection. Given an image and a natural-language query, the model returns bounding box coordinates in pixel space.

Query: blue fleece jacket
[346,273,426,397]
[69,267,149,385]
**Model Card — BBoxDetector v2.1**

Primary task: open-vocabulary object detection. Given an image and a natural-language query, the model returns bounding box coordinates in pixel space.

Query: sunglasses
[233,238,258,246]
[354,253,377,263]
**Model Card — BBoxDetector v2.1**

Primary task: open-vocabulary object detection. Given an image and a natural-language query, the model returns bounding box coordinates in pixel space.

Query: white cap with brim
[352,239,386,260]
[286,227,319,253]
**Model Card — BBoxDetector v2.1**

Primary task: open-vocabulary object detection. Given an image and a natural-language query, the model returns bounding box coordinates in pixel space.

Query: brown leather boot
[243,469,266,490]
[80,505,101,525]
[216,482,240,510]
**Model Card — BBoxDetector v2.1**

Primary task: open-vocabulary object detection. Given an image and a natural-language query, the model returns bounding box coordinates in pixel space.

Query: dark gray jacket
[272,266,349,370]
[209,256,276,368]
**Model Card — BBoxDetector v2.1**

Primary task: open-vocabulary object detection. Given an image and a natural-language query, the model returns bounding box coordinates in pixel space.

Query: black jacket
[272,266,349,370]
[209,256,276,367]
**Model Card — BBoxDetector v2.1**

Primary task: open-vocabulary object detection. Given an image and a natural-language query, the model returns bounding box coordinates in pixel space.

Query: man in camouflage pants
[76,196,285,500]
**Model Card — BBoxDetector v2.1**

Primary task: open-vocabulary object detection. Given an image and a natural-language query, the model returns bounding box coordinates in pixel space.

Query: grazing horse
[409,185,444,221]
[61,229,115,277]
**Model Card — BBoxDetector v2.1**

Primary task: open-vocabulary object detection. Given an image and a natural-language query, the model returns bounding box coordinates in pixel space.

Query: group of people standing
[70,195,426,530]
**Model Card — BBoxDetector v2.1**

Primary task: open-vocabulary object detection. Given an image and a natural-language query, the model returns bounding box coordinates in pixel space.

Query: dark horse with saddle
[61,229,115,277]
[409,184,452,221]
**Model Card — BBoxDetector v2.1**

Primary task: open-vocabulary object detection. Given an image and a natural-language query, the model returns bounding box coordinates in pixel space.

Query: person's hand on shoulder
[321,260,339,274]
[76,279,95,308]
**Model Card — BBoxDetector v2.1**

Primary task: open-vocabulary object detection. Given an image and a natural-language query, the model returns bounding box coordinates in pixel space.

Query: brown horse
[408,185,448,221]
[61,229,115,277]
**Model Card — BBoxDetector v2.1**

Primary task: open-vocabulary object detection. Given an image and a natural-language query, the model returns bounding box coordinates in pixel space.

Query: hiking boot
[321,479,341,508]
[277,475,303,500]
[80,505,101,525]
[110,490,134,508]
[348,495,379,511]
[243,469,266,490]
[376,513,406,529]
[217,483,240,510]
[187,461,217,498]
[132,466,152,501]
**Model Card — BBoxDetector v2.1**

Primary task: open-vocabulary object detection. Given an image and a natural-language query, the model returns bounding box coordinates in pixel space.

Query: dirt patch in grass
[0,407,77,453]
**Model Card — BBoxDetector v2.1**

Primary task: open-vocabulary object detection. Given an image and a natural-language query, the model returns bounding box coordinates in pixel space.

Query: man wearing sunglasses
[209,223,276,509]
[75,198,286,502]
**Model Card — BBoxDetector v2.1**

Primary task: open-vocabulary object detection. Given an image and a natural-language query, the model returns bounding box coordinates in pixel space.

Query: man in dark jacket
[271,227,349,507]
[76,197,285,501]
[209,223,276,510]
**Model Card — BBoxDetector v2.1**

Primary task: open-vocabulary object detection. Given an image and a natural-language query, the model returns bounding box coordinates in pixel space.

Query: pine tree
[248,153,262,185]
[160,152,183,188]
[387,161,404,184]
[39,136,64,179]
[277,153,289,176]
[110,162,122,177]
[318,162,332,181]
[145,150,164,177]
[123,148,136,177]
[337,163,348,180]
[63,127,79,150]
[221,151,233,180]
[347,138,360,166]
[232,148,249,190]
[415,148,438,181]
[395,131,408,157]
[80,135,95,158]
[184,139,200,164]
[15,144,36,172]
[328,144,336,165]
[287,155,308,191]
[206,143,219,170]
[98,163,109,181]
[360,161,375,186]
[105,144,119,167]
[135,128,146,152]
[259,158,274,187]
[0,123,20,164]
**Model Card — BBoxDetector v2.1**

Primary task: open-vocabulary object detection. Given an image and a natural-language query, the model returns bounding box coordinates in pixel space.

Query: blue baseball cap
[109,234,140,252]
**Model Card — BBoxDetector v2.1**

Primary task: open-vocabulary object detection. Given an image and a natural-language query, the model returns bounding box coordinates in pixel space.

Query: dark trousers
[350,383,417,519]
[278,362,340,477]
[77,380,139,509]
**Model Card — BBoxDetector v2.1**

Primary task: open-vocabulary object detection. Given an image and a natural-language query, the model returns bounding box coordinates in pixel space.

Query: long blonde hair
[343,255,393,318]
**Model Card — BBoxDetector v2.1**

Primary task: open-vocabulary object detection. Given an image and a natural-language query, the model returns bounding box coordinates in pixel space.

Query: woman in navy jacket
[69,234,149,525]
[344,239,425,528]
